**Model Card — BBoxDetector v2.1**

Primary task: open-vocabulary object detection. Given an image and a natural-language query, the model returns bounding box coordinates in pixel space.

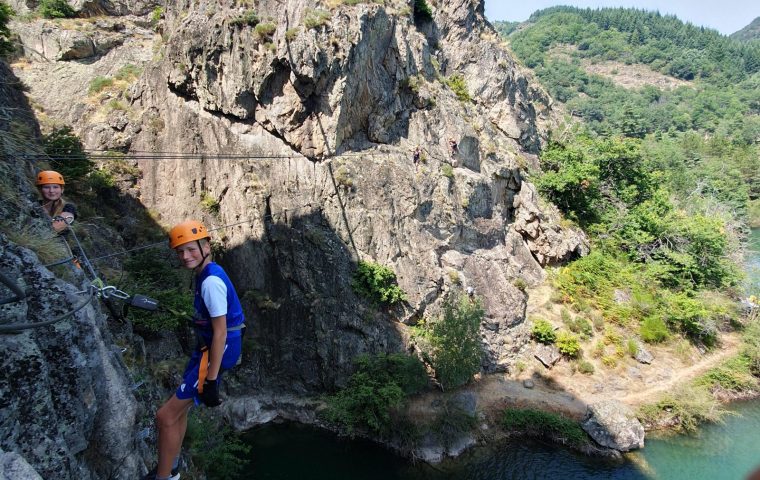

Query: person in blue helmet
[142,220,245,480]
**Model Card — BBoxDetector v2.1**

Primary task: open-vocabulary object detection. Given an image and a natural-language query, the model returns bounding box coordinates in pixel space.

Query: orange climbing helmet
[36,170,65,186]
[169,220,210,249]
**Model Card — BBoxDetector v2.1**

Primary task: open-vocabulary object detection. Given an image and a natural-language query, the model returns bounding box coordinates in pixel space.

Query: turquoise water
[239,230,760,479]
[637,400,760,479]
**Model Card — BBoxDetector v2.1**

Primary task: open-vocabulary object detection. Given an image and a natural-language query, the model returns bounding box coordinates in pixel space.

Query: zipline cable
[86,203,319,262]
[28,149,403,161]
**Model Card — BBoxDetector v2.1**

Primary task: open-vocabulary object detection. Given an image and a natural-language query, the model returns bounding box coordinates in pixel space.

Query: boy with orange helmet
[143,220,245,480]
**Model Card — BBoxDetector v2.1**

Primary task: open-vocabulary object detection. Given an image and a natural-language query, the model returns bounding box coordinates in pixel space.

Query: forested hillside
[496,7,759,227]
[496,7,760,428]
[731,17,760,42]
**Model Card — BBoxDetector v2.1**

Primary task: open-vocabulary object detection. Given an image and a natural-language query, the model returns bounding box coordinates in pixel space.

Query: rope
[62,219,100,281]
[0,294,95,334]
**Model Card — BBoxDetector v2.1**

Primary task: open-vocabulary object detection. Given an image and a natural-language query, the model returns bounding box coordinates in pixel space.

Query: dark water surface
[238,229,760,479]
[240,422,648,480]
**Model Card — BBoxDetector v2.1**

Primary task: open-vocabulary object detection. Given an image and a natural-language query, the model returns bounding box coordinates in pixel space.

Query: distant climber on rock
[412,145,421,170]
[448,137,458,158]
[142,220,246,480]
[36,170,76,233]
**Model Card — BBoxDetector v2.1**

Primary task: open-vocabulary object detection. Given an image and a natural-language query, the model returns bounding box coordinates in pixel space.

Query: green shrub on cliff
[352,260,406,307]
[445,74,471,103]
[555,331,582,357]
[414,294,484,390]
[412,0,432,24]
[325,353,428,435]
[640,316,669,343]
[0,2,13,57]
[123,250,193,332]
[41,126,93,186]
[38,0,75,18]
[304,8,330,29]
[186,410,250,480]
[531,319,556,344]
[501,408,587,446]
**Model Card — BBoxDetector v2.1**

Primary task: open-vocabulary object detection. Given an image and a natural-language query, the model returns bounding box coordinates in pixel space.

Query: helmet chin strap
[194,239,210,273]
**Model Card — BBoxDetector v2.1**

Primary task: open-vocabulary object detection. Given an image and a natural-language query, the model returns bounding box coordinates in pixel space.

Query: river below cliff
[237,229,760,479]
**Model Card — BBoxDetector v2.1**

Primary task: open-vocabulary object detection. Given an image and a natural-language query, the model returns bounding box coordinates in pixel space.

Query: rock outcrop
[8,0,161,16]
[0,65,145,479]
[581,400,645,452]
[4,0,593,466]
[116,0,586,391]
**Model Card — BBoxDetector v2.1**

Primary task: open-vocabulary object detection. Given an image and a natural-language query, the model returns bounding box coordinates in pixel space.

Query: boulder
[634,342,654,364]
[534,344,561,369]
[223,394,321,431]
[581,400,645,452]
[512,182,590,266]
[12,22,95,61]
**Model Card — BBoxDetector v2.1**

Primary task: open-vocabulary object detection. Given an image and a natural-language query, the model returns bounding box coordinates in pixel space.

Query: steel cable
[0,294,94,333]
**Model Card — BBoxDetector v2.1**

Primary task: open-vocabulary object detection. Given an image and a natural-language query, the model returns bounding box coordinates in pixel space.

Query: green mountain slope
[731,17,760,42]
[500,7,759,223]
[492,7,760,395]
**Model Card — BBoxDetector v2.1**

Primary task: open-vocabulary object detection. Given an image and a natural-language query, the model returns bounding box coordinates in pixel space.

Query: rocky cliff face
[8,0,160,16]
[0,64,145,479]
[8,0,588,408]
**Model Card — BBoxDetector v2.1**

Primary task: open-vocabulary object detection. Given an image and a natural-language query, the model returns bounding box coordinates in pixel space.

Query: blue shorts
[175,336,242,401]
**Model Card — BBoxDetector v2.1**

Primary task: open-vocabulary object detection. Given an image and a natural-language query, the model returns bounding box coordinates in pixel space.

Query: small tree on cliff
[0,2,14,57]
[415,294,484,390]
[413,0,433,24]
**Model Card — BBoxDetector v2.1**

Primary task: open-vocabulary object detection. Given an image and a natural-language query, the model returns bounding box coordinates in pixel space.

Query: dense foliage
[555,331,582,357]
[0,2,13,57]
[514,7,760,81]
[42,126,93,186]
[531,319,556,344]
[506,7,759,229]
[351,260,406,307]
[325,353,428,435]
[186,411,250,480]
[497,8,757,349]
[38,0,76,18]
[123,250,194,332]
[413,294,484,390]
[501,408,588,446]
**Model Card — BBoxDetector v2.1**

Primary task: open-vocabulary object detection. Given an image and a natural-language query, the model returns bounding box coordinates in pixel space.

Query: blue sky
[484,1,760,35]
